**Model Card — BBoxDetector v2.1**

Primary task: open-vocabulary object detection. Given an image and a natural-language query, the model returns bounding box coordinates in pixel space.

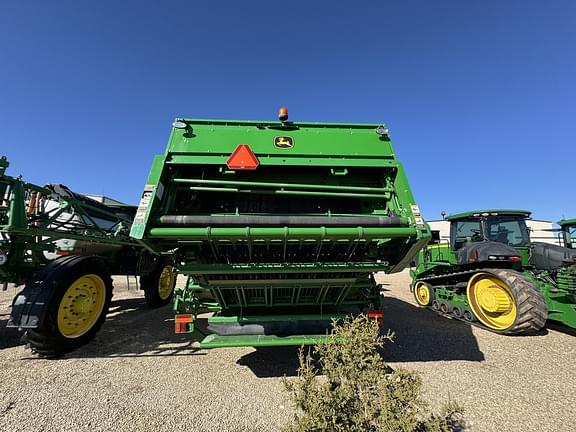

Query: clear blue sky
[1,1,574,222]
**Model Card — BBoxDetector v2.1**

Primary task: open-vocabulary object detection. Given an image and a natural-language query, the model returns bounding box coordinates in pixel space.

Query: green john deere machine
[130,108,431,348]
[1,156,176,356]
[411,210,576,334]
[559,219,576,249]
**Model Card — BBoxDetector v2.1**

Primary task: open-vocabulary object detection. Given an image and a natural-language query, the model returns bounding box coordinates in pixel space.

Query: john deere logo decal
[274,136,294,149]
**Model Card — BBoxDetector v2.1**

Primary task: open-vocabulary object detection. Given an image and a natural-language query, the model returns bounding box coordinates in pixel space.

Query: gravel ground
[1,272,575,432]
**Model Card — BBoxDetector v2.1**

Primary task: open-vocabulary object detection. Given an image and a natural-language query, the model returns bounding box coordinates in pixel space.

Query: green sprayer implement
[132,109,430,348]
[411,210,576,334]
[1,156,175,356]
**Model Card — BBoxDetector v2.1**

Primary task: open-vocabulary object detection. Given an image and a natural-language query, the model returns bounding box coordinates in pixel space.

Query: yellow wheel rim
[57,274,106,338]
[467,273,517,331]
[158,265,175,300]
[414,282,432,306]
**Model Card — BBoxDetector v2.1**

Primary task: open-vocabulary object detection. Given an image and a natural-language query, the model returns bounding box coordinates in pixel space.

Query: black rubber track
[22,256,113,357]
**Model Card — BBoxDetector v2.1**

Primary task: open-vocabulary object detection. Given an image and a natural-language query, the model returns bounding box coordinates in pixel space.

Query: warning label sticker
[411,204,426,228]
[133,184,155,225]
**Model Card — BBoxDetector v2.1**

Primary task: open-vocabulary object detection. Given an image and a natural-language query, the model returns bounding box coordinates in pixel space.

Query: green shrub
[283,315,464,432]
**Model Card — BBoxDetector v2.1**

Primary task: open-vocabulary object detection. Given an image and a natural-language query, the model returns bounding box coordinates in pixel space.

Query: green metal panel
[524,268,576,328]
[168,120,395,160]
[434,286,469,309]
[130,155,166,240]
[167,154,399,167]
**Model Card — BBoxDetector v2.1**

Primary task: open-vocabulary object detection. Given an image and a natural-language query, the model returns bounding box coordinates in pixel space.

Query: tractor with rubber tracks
[130,108,431,348]
[411,210,576,334]
[0,156,176,356]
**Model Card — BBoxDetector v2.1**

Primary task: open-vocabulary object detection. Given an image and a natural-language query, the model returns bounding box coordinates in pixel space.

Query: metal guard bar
[172,177,392,193]
[158,215,404,227]
[179,262,389,274]
[186,187,389,199]
[148,226,416,240]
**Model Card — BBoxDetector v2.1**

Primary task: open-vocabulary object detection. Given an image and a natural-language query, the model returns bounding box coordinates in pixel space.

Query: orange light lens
[175,314,193,333]
[278,106,289,120]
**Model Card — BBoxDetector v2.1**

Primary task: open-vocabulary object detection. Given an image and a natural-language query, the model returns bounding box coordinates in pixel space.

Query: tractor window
[451,219,482,250]
[486,217,530,247]
[567,226,576,249]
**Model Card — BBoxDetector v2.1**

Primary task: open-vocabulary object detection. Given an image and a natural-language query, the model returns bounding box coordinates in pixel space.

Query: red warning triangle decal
[226,144,259,170]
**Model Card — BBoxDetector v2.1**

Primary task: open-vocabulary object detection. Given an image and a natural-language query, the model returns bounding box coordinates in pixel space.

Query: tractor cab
[446,210,529,267]
[448,210,531,250]
[559,219,576,249]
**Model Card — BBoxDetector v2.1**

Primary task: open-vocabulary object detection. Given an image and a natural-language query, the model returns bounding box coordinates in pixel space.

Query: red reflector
[509,256,521,262]
[368,310,383,318]
[368,310,383,325]
[175,314,193,334]
[175,314,193,323]
[226,144,259,170]
[56,250,79,256]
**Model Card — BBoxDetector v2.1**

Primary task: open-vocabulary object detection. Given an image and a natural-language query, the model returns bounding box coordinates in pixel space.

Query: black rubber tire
[23,256,113,357]
[440,302,450,314]
[468,269,548,335]
[141,257,176,308]
[452,307,463,318]
[431,300,441,311]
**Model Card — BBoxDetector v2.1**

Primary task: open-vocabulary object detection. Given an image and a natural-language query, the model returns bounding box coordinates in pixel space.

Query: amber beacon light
[278,106,289,122]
